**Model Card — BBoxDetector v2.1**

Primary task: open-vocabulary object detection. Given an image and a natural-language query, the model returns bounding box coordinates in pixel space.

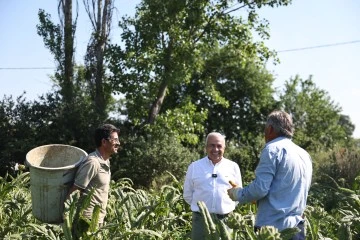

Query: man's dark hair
[94,124,120,147]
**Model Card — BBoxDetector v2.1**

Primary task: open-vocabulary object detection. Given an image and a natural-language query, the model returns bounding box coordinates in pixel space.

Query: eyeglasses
[106,138,120,145]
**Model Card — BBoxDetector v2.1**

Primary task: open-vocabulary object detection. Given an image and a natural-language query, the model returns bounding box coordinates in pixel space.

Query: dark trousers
[291,222,305,240]
[191,212,229,240]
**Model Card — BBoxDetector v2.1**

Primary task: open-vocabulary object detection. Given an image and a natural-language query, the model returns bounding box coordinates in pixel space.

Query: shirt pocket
[217,172,232,185]
[95,163,111,188]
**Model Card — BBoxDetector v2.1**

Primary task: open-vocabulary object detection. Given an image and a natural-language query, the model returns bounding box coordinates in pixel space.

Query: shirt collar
[265,136,291,146]
[95,149,108,161]
[206,156,223,165]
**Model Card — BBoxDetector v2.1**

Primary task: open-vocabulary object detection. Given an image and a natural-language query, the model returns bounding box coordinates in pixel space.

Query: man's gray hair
[205,132,226,146]
[266,110,294,138]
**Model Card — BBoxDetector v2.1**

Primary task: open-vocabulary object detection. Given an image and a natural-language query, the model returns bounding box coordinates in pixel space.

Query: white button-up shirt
[183,156,242,214]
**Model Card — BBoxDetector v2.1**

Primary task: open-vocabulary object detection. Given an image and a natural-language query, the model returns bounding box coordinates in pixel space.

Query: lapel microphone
[212,174,217,178]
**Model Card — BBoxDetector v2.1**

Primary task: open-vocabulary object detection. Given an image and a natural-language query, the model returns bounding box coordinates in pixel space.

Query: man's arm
[183,164,194,205]
[228,148,276,203]
[234,163,243,188]
[66,185,83,200]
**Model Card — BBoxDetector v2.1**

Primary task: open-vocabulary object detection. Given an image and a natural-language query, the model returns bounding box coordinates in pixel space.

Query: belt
[215,213,229,220]
[192,211,229,220]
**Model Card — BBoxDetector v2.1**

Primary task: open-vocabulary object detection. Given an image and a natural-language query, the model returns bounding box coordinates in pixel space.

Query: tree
[37,1,81,141]
[164,47,277,142]
[83,0,115,122]
[60,0,77,105]
[0,93,63,176]
[278,75,354,151]
[37,3,103,144]
[37,0,78,107]
[108,0,290,126]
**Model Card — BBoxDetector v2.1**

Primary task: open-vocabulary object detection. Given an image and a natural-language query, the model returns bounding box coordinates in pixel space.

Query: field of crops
[1,171,359,239]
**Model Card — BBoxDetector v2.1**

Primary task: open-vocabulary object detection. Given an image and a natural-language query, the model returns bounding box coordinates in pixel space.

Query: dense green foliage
[1,0,360,238]
[0,90,100,177]
[112,128,200,188]
[1,171,360,239]
[279,76,355,152]
[0,0,357,188]
[107,0,288,126]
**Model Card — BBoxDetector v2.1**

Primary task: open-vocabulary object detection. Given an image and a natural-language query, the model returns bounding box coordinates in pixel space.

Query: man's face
[105,131,120,155]
[206,135,225,163]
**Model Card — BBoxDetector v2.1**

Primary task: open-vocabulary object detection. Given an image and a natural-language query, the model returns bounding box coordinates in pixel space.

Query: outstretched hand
[227,180,242,201]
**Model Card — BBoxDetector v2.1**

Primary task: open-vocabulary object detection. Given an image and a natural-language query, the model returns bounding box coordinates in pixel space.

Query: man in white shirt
[183,132,242,239]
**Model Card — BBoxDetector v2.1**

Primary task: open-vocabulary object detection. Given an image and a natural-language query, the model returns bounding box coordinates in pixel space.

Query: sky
[1,0,360,137]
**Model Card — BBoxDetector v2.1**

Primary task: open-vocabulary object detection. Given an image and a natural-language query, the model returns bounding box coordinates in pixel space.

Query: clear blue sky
[1,0,360,137]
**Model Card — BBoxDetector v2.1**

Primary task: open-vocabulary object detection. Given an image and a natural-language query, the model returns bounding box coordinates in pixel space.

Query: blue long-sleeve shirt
[236,137,312,230]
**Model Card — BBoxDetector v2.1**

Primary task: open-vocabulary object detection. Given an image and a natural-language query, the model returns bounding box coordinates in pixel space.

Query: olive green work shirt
[74,150,111,223]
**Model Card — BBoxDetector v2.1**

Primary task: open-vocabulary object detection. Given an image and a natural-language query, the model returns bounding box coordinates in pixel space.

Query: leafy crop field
[1,172,359,239]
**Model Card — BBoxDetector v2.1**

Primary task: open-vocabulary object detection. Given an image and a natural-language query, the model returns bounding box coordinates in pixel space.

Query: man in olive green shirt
[68,124,120,224]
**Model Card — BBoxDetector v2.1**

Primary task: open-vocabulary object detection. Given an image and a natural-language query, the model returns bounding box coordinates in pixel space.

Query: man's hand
[227,180,242,201]
[229,180,237,188]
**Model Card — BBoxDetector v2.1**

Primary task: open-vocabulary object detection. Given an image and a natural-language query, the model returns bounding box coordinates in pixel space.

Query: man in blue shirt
[228,110,312,239]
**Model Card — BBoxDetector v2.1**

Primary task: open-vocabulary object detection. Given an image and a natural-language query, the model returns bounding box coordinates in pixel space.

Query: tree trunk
[63,0,74,105]
[147,41,173,124]
[84,0,113,120]
[148,80,168,124]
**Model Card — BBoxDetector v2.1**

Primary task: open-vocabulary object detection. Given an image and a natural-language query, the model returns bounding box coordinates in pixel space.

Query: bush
[314,146,360,188]
[224,136,264,183]
[112,128,200,188]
